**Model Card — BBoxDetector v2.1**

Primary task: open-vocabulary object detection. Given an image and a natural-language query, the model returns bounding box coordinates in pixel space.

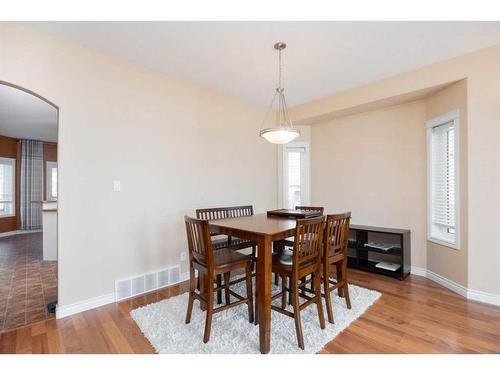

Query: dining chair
[322,212,352,324]
[271,216,326,350]
[184,216,254,343]
[275,206,324,286]
[196,205,257,303]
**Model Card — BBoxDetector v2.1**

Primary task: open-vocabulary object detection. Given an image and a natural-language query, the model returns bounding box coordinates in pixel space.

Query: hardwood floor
[1,268,499,354]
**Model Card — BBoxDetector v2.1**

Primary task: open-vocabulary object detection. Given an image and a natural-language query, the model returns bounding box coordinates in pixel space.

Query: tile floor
[0,232,57,332]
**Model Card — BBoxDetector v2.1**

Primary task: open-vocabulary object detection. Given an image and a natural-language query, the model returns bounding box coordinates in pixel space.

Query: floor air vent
[115,265,185,302]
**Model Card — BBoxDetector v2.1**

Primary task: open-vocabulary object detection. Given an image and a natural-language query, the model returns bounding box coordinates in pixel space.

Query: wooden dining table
[208,213,299,354]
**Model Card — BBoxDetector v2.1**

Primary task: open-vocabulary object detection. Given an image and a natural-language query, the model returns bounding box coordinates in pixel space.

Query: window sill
[0,214,16,219]
[428,236,460,250]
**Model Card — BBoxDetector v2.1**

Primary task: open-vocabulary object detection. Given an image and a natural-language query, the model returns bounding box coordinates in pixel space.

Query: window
[46,161,58,201]
[0,157,15,217]
[427,110,459,249]
[283,142,310,209]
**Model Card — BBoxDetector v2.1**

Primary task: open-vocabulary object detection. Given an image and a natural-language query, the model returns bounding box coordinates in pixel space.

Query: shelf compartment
[359,245,402,256]
[347,224,410,280]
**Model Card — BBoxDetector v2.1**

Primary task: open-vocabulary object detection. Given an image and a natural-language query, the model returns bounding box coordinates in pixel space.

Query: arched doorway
[0,81,59,331]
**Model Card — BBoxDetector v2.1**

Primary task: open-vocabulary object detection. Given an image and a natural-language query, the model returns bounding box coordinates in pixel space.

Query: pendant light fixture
[259,42,300,144]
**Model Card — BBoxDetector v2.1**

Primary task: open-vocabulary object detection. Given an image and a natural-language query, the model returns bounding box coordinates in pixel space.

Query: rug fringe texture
[130,280,381,354]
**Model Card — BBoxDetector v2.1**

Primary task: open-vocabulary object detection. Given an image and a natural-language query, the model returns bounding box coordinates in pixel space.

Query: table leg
[257,235,272,354]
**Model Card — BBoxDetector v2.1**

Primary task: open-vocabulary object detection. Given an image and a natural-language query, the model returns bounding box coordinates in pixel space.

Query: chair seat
[272,253,316,277]
[214,248,251,268]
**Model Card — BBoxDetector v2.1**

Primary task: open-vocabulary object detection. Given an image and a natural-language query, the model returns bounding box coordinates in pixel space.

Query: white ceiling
[23,21,500,107]
[0,84,58,142]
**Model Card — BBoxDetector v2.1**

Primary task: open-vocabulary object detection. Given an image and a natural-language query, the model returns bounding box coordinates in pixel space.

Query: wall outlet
[180,252,187,261]
[113,180,121,192]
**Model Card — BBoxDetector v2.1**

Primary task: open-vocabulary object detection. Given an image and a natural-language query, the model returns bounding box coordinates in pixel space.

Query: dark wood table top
[209,213,296,236]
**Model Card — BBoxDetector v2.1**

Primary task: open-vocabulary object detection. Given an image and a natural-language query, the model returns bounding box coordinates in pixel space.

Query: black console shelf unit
[347,224,410,280]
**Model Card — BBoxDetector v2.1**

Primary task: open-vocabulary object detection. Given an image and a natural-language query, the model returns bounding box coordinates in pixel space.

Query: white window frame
[0,157,16,218]
[426,109,460,250]
[46,161,58,201]
[282,142,310,209]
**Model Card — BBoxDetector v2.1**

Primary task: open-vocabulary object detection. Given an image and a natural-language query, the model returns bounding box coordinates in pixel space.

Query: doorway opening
[0,81,59,332]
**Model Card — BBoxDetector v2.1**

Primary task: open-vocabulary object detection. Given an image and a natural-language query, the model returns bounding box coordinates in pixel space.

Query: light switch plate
[180,252,187,261]
[113,180,121,192]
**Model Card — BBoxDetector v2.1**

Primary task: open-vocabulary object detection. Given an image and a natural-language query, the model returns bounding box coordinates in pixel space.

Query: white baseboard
[411,266,499,306]
[56,271,190,319]
[426,270,468,298]
[467,288,500,306]
[410,266,427,277]
[56,293,115,319]
[0,229,42,238]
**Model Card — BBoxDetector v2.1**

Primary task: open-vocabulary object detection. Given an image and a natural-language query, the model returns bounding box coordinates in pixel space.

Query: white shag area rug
[130,280,381,354]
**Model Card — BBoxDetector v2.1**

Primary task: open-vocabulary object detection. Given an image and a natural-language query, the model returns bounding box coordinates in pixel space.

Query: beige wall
[0,24,277,306]
[291,45,500,296]
[310,100,428,268]
[426,80,468,286]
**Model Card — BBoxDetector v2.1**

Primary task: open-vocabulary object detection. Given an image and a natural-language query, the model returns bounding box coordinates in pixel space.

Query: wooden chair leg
[287,277,292,306]
[185,267,196,324]
[344,282,352,309]
[251,246,256,273]
[254,284,258,325]
[336,263,344,298]
[216,274,222,304]
[314,271,326,329]
[323,263,334,324]
[292,279,304,350]
[245,263,254,323]
[281,275,287,309]
[342,261,351,309]
[203,279,214,343]
[223,272,231,305]
[273,240,283,286]
[300,276,306,293]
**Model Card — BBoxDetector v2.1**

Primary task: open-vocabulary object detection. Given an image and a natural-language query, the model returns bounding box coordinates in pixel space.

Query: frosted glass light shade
[259,127,300,144]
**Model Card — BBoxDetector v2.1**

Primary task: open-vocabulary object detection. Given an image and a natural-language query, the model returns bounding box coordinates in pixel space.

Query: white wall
[0,24,277,306]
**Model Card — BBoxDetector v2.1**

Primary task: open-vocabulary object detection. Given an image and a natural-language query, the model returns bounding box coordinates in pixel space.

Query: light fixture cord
[278,47,283,127]
[259,43,295,132]
[278,47,282,89]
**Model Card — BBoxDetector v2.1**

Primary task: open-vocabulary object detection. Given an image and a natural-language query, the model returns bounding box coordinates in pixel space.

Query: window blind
[430,121,456,230]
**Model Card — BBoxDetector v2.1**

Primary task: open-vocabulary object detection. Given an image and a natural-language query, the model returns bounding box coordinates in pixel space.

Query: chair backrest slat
[184,216,214,267]
[196,205,254,221]
[324,212,351,259]
[295,206,324,215]
[292,216,325,271]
